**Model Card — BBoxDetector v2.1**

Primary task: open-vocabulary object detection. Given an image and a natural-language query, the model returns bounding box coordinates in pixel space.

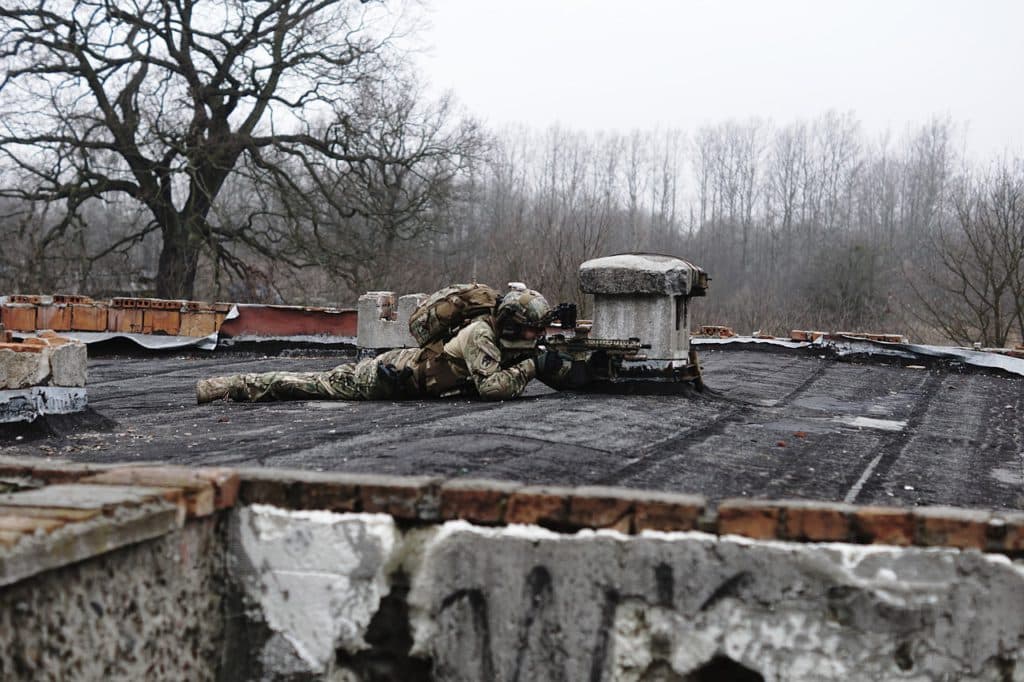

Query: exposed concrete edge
[0,500,180,587]
[1,458,1022,555]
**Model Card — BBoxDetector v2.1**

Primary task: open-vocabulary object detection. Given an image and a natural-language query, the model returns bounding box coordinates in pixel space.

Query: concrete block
[852,506,915,546]
[49,340,87,387]
[579,253,704,296]
[0,499,180,587]
[407,520,1024,681]
[440,478,521,524]
[780,500,855,542]
[229,506,400,673]
[0,387,88,422]
[589,296,690,359]
[717,499,781,539]
[632,491,705,532]
[915,506,991,549]
[505,485,573,526]
[0,347,49,389]
[356,291,424,350]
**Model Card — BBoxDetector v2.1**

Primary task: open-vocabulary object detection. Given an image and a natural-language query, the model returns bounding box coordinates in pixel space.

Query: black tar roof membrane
[4,346,1023,510]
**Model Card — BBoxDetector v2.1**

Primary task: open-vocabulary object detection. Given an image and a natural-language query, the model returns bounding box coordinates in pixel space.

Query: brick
[780,500,854,541]
[83,467,220,518]
[142,308,181,335]
[237,469,364,511]
[53,294,93,305]
[360,475,441,520]
[717,499,781,539]
[914,506,990,549]
[440,479,521,524]
[568,486,638,531]
[179,310,218,337]
[0,304,37,332]
[108,306,144,333]
[993,512,1024,553]
[505,486,573,527]
[633,491,705,532]
[36,304,71,331]
[8,295,43,305]
[0,341,44,353]
[70,303,108,332]
[852,506,915,546]
[0,515,65,533]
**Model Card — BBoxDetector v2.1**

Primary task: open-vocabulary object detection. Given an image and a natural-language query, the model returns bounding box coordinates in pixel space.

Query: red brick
[83,467,212,518]
[179,310,218,337]
[568,486,637,531]
[237,469,366,511]
[108,306,144,333]
[505,486,573,526]
[1,304,37,332]
[142,308,181,335]
[70,304,108,332]
[36,304,71,331]
[8,295,43,305]
[852,506,915,546]
[53,294,93,305]
[914,506,990,549]
[440,479,520,524]
[359,475,441,520]
[986,512,1024,553]
[0,341,43,353]
[632,491,705,533]
[780,500,854,541]
[717,499,781,539]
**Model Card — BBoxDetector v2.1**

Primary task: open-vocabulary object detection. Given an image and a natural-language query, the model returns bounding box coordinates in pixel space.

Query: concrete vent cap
[579,253,704,296]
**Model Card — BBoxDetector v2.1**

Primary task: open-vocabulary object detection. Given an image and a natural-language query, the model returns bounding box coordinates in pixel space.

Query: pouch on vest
[408,283,500,348]
[415,346,468,398]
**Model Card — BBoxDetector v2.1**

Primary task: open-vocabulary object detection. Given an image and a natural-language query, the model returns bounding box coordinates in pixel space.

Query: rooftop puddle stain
[836,416,908,432]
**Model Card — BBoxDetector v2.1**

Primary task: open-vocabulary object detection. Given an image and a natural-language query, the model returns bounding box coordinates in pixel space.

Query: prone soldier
[196,287,568,403]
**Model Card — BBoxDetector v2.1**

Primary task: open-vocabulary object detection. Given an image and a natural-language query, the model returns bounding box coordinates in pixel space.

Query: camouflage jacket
[439,318,536,400]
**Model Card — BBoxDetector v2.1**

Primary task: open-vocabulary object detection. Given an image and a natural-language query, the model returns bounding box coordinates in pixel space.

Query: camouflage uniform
[207,317,537,403]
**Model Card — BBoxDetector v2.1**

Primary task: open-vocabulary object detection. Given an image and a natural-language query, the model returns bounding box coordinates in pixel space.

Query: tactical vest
[403,284,500,398]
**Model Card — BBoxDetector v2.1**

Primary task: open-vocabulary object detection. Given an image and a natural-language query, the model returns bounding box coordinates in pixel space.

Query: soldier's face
[519,326,543,340]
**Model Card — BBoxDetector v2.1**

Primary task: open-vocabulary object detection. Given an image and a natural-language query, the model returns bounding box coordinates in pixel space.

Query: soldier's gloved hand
[534,350,569,376]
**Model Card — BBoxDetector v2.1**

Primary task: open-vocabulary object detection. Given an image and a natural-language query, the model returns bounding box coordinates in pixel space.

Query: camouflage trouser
[223,348,424,402]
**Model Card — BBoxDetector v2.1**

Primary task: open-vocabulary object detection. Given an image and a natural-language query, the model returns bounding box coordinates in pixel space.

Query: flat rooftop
[3,344,1022,510]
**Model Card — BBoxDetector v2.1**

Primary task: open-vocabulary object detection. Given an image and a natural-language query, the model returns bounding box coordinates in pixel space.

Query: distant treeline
[2,113,1021,346]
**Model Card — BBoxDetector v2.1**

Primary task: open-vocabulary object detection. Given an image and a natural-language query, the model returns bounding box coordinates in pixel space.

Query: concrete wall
[0,517,225,681]
[225,508,1024,682]
[4,462,1024,681]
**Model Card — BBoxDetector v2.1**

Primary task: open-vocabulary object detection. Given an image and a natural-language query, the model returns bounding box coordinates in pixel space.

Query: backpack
[408,283,500,348]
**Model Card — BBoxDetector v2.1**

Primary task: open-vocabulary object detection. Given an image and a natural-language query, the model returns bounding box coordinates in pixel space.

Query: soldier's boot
[196,376,234,404]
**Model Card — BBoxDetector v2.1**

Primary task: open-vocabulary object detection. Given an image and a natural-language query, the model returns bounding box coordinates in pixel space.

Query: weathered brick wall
[4,460,1024,681]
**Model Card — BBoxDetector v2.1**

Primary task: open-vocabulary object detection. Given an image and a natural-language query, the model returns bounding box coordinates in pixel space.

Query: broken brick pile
[0,330,86,390]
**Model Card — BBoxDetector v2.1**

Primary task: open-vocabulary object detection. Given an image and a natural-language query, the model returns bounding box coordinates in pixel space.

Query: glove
[534,350,565,376]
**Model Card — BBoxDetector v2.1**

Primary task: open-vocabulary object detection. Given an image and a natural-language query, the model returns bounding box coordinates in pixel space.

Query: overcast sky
[415,0,1023,159]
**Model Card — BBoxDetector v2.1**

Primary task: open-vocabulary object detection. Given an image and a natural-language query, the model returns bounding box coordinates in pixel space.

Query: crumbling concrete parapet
[357,291,426,350]
[580,253,708,360]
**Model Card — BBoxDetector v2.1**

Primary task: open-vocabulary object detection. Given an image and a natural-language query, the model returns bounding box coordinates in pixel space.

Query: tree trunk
[155,220,200,299]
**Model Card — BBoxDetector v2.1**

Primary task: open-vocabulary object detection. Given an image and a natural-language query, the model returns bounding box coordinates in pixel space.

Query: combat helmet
[495,285,552,337]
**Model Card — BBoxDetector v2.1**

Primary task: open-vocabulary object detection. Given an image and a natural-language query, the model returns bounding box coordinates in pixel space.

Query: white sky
[415,0,1024,159]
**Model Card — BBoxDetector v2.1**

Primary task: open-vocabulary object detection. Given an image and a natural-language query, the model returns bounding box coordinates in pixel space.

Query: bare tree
[0,0,437,298]
[912,161,1024,347]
